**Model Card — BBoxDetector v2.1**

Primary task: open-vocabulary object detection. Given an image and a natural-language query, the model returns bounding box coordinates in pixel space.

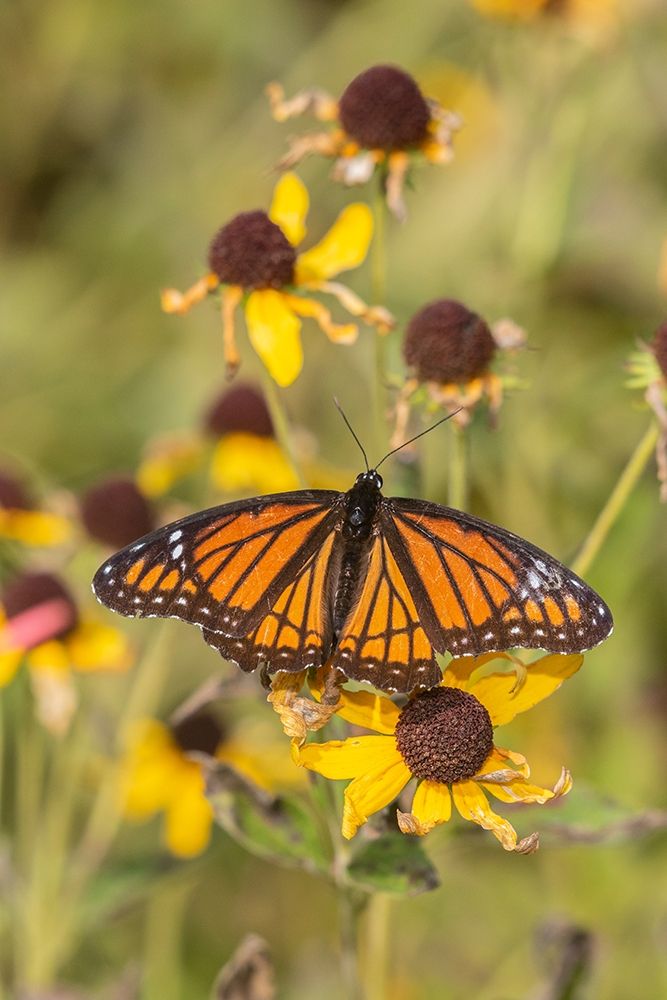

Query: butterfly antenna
[333,397,369,472]
[374,409,462,471]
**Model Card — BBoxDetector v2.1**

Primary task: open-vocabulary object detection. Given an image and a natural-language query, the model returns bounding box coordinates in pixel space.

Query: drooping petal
[244,290,303,387]
[269,173,309,247]
[398,780,452,835]
[66,621,132,673]
[308,677,400,735]
[284,294,358,344]
[163,763,214,857]
[295,204,373,282]
[481,766,572,805]
[305,281,394,333]
[342,756,412,839]
[296,735,398,780]
[470,653,583,726]
[474,745,530,781]
[452,779,518,851]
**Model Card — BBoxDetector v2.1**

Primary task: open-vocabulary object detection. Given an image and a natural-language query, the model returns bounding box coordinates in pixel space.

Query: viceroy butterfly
[92,467,613,694]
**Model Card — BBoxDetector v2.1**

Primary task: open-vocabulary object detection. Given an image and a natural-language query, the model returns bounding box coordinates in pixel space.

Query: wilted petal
[342,755,411,840]
[398,780,452,835]
[452,779,518,851]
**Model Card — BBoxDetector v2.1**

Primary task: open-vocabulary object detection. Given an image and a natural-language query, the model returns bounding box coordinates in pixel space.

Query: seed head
[338,65,431,151]
[2,572,78,641]
[204,384,274,438]
[81,477,154,548]
[208,211,296,289]
[0,470,31,510]
[403,299,497,383]
[172,711,224,756]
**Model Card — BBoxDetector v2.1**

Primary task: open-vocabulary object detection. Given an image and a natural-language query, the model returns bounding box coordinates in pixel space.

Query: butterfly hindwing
[331,533,442,692]
[383,497,613,658]
[92,490,344,671]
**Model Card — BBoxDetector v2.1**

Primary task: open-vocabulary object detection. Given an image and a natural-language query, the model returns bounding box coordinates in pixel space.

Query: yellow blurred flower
[161,173,392,387]
[268,65,460,222]
[121,711,304,857]
[0,469,71,547]
[0,572,131,733]
[295,652,581,850]
[469,0,619,42]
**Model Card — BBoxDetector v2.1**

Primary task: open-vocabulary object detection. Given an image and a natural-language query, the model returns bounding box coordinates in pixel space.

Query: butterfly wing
[381,497,613,659]
[330,532,442,693]
[92,490,345,673]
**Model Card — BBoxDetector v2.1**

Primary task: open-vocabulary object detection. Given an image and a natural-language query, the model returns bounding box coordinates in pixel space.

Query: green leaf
[514,783,667,846]
[346,832,440,896]
[204,759,329,873]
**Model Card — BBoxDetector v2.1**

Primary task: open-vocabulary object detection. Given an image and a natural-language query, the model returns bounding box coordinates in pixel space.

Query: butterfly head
[355,470,383,491]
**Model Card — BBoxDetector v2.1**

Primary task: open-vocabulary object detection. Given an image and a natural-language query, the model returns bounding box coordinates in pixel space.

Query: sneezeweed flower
[121,710,304,857]
[294,652,581,850]
[161,173,392,387]
[80,475,156,548]
[0,468,71,547]
[468,0,619,41]
[268,65,461,222]
[394,298,526,437]
[0,571,131,734]
[626,320,667,501]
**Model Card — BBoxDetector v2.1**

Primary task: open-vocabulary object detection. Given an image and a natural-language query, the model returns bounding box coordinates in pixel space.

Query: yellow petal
[470,653,583,726]
[452,780,518,851]
[136,433,204,498]
[163,763,214,857]
[296,735,398,780]
[210,433,298,495]
[66,621,132,673]
[269,172,309,247]
[308,678,399,735]
[122,720,180,818]
[244,290,303,387]
[0,509,71,546]
[343,756,411,839]
[482,766,572,805]
[217,740,306,793]
[26,640,70,674]
[400,780,452,835]
[0,649,22,686]
[295,203,373,282]
[284,294,358,344]
[474,745,530,781]
[443,652,513,689]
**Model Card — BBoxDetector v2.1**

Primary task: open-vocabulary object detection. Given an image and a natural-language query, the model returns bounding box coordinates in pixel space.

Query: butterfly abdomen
[332,474,383,634]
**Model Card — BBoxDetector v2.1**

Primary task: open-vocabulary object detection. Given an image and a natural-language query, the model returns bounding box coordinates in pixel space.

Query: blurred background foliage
[2,0,667,996]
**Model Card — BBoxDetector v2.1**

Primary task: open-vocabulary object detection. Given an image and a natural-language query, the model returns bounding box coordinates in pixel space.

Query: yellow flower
[268,65,461,222]
[0,469,71,547]
[393,298,526,438]
[0,572,131,734]
[161,173,392,387]
[295,652,581,851]
[121,711,304,857]
[469,0,619,42]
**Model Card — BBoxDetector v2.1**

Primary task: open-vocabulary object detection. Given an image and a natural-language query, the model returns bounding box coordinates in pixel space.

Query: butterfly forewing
[383,497,613,658]
[92,491,343,667]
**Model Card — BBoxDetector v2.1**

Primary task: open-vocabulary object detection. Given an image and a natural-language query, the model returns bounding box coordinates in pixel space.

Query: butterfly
[92,466,613,694]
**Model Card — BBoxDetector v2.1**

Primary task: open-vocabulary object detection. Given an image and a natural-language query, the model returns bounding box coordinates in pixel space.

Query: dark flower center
[395,687,493,784]
[204,383,274,438]
[403,298,497,384]
[652,320,667,379]
[338,65,431,151]
[81,476,154,549]
[172,711,224,756]
[2,572,78,641]
[208,211,296,290]
[0,470,31,510]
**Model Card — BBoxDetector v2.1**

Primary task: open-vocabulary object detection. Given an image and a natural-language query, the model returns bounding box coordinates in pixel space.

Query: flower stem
[364,893,392,1000]
[338,886,366,1000]
[447,423,468,510]
[371,174,389,454]
[260,369,306,487]
[572,421,658,578]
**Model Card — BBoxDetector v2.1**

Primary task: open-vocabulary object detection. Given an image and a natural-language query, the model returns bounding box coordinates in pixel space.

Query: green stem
[447,423,468,510]
[572,421,658,578]
[364,893,392,1000]
[371,175,389,455]
[338,887,366,1000]
[260,369,306,487]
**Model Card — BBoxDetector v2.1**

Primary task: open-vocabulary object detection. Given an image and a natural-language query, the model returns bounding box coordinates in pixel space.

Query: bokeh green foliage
[2,0,667,996]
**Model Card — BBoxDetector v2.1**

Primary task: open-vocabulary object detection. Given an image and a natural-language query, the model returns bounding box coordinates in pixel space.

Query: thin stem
[447,423,468,510]
[371,174,389,455]
[338,887,365,1000]
[260,369,306,487]
[364,893,392,1000]
[572,421,658,578]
